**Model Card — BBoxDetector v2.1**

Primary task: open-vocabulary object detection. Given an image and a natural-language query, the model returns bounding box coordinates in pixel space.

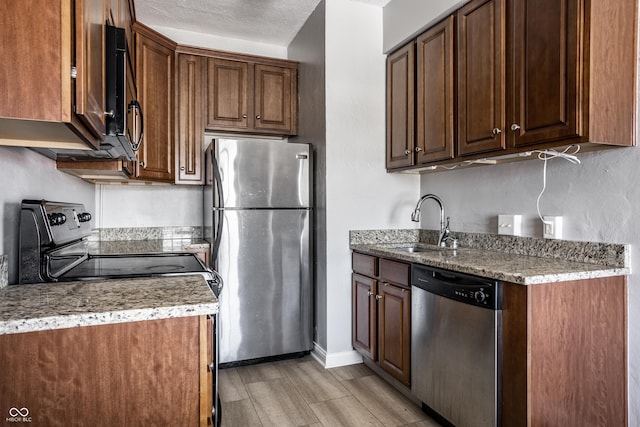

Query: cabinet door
[206,58,250,130]
[75,0,107,139]
[0,317,201,425]
[199,315,215,426]
[135,31,174,182]
[386,42,415,170]
[509,0,583,148]
[352,273,377,360]
[176,54,205,184]
[0,1,70,123]
[457,0,506,156]
[416,16,456,164]
[253,64,295,134]
[378,282,411,386]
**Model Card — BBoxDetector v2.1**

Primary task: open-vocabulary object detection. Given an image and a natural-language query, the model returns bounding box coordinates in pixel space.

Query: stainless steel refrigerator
[204,138,313,365]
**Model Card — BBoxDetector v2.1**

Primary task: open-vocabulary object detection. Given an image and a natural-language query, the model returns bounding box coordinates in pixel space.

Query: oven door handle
[45,253,88,280]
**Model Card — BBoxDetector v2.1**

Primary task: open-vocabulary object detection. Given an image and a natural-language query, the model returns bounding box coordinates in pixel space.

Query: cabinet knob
[242,114,247,119]
[256,115,261,120]
[491,128,502,137]
[104,110,115,118]
[404,149,411,155]
[367,291,374,297]
[375,295,382,300]
[180,166,185,171]
[415,147,423,153]
[139,161,145,167]
[511,124,521,132]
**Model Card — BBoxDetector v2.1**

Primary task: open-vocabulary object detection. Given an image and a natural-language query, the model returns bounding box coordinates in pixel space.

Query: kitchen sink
[392,244,446,253]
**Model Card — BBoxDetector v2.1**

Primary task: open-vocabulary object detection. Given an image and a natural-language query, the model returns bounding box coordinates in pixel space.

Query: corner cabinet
[0,315,215,426]
[352,252,411,386]
[134,23,176,183]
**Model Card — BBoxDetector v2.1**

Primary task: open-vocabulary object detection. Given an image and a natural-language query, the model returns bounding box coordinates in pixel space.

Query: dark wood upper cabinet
[203,54,298,136]
[206,58,250,130]
[386,42,415,170]
[176,54,205,185]
[75,0,107,139]
[416,16,456,164]
[387,0,636,172]
[0,0,107,150]
[509,0,582,148]
[134,24,175,183]
[457,0,506,156]
[254,64,296,134]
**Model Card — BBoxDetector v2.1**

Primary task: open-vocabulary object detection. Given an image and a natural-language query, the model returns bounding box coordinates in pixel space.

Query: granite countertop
[350,230,630,285]
[0,274,218,335]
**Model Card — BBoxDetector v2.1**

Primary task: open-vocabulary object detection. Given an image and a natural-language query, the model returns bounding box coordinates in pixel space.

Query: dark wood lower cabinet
[352,253,411,386]
[502,277,627,426]
[377,281,411,386]
[0,316,213,426]
[352,273,377,360]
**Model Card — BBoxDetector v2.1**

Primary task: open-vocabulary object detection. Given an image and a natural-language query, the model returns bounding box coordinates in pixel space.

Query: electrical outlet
[498,214,522,236]
[543,216,563,239]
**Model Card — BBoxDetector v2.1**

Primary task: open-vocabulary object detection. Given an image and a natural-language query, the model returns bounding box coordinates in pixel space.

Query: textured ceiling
[135,0,391,46]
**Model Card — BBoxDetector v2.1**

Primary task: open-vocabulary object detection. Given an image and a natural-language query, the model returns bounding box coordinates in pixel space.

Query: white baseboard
[311,342,363,369]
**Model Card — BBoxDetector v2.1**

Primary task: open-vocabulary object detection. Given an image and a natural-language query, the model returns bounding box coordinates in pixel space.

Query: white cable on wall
[533,146,581,225]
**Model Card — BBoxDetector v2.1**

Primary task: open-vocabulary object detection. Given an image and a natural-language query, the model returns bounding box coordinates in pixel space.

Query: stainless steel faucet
[411,194,450,246]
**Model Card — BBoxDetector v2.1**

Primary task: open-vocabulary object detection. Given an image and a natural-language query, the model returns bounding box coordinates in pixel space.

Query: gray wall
[383,0,469,53]
[288,0,327,349]
[0,147,95,284]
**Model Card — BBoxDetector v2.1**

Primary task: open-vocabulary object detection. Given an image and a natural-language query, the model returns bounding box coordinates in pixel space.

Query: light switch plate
[498,214,522,236]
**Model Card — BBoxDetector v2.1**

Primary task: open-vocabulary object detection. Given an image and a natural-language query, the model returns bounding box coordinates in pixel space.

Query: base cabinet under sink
[352,252,411,386]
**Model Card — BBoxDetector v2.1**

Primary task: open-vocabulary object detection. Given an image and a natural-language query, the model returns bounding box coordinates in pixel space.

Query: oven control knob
[474,290,487,303]
[78,213,92,223]
[48,213,66,226]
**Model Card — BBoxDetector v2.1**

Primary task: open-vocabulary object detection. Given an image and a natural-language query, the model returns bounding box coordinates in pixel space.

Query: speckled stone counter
[350,229,630,285]
[0,255,7,289]
[0,275,218,335]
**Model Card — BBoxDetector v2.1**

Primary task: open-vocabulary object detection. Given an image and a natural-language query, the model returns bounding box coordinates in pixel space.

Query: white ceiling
[135,0,391,46]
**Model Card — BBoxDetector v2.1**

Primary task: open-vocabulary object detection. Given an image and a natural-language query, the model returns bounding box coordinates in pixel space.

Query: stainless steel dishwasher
[411,265,502,427]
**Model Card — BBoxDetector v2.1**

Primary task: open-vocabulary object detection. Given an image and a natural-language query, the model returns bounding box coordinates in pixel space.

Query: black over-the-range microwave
[104,25,143,159]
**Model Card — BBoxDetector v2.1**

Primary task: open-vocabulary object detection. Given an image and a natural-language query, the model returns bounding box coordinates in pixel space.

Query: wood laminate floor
[219,355,441,427]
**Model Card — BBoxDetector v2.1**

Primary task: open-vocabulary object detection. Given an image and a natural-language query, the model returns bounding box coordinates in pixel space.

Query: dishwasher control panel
[411,265,502,310]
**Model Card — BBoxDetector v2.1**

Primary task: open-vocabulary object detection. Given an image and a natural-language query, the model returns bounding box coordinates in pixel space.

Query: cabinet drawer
[379,258,410,287]
[352,252,377,277]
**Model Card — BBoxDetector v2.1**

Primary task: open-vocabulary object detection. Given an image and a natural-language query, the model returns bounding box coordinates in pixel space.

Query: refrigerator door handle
[211,154,225,265]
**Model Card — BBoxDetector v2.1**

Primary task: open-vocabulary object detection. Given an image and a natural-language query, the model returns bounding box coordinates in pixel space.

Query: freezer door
[214,139,311,208]
[215,209,313,364]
